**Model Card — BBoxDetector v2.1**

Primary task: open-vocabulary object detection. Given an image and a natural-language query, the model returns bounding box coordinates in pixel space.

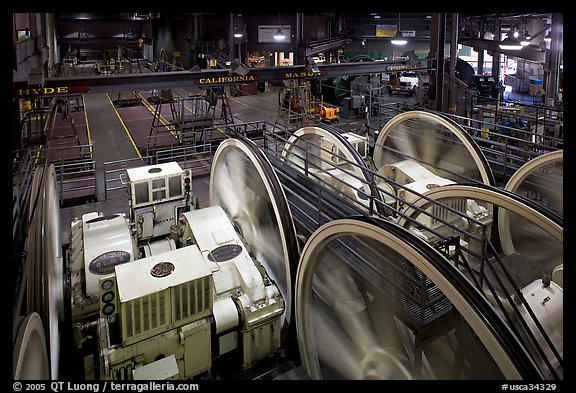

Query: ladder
[206,87,235,126]
[272,81,321,133]
[148,89,181,153]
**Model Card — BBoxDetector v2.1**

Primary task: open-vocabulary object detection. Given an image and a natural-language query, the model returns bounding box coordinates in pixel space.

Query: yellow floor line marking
[106,93,142,159]
[82,95,93,158]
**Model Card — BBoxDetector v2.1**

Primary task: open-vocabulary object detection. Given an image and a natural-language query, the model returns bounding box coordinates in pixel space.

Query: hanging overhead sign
[376,25,416,39]
[376,24,397,37]
[386,64,422,72]
[195,70,329,86]
[401,30,416,37]
[277,70,327,79]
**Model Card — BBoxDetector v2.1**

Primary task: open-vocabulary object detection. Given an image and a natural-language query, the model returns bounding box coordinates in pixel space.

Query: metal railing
[198,38,231,69]
[102,143,217,201]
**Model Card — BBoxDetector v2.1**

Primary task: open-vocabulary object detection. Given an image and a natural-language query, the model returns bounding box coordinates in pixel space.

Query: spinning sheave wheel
[294,217,549,380]
[210,137,300,340]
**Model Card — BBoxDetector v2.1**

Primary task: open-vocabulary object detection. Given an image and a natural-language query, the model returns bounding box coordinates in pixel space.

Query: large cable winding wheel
[397,184,563,379]
[399,183,563,280]
[504,149,563,219]
[502,150,563,286]
[294,217,545,380]
[210,137,301,341]
[14,164,64,379]
[13,312,50,379]
[281,126,383,214]
[373,110,495,186]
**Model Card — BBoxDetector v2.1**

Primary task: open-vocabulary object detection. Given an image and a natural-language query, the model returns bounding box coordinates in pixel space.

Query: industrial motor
[66,162,193,347]
[95,205,284,380]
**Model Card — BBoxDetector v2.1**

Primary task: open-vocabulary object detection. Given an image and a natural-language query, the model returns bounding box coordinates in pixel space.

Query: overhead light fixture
[391,31,407,45]
[518,17,530,47]
[499,34,522,50]
[274,13,285,40]
[391,13,407,46]
[520,30,531,46]
[273,28,285,40]
[234,25,243,38]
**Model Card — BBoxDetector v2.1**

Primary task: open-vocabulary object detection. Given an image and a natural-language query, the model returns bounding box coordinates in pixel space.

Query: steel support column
[545,13,562,107]
[430,13,446,112]
[491,16,501,80]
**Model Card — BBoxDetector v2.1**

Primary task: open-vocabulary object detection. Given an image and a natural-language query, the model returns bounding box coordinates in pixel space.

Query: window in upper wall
[17,28,30,41]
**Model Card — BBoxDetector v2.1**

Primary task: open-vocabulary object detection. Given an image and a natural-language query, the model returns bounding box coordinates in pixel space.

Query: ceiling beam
[13,59,436,98]
[459,38,546,63]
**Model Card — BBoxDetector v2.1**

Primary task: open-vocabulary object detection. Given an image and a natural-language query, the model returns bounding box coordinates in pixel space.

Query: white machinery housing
[68,212,138,324]
[341,132,368,158]
[127,161,192,241]
[66,162,193,347]
[96,205,284,380]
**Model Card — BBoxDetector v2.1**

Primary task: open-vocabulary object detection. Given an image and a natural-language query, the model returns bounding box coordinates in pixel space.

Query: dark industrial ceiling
[53,12,554,36]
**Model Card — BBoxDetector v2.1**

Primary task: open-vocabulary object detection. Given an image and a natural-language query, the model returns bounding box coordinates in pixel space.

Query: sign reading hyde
[14,86,89,97]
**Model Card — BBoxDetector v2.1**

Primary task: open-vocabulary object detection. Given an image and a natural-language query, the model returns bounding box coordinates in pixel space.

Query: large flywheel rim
[282,126,385,215]
[397,184,563,254]
[373,110,495,186]
[295,217,539,380]
[210,136,300,337]
[504,149,563,219]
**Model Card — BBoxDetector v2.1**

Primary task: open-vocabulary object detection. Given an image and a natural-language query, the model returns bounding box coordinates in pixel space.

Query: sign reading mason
[280,70,326,79]
[197,75,257,85]
[14,85,89,98]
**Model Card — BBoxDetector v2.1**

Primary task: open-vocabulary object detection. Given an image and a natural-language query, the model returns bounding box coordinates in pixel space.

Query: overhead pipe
[449,13,458,79]
[478,19,485,75]
[448,13,459,112]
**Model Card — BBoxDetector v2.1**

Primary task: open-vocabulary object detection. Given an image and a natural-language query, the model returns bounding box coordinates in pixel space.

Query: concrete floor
[57,82,417,243]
